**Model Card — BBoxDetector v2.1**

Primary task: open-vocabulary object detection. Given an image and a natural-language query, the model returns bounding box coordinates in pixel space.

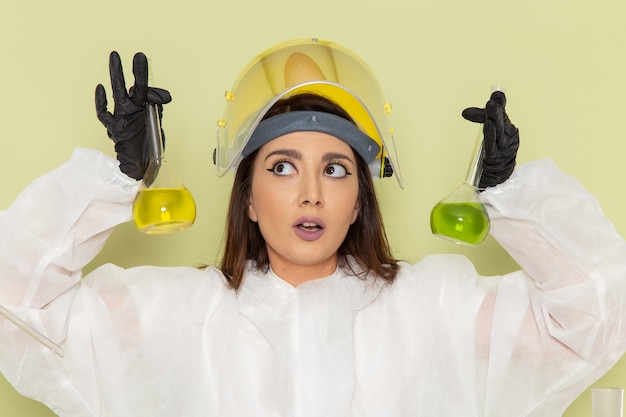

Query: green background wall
[1,0,625,415]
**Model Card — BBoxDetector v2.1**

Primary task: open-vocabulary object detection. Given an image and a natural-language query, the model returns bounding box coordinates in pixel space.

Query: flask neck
[464,126,484,188]
[146,104,164,158]
[143,104,165,187]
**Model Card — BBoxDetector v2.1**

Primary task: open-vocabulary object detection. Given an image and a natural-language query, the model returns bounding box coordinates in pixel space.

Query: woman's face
[248,131,360,286]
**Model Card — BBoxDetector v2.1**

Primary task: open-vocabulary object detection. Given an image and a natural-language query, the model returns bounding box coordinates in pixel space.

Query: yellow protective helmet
[214,38,403,188]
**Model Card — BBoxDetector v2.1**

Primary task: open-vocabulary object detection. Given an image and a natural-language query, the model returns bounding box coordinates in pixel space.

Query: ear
[350,200,360,225]
[248,198,258,222]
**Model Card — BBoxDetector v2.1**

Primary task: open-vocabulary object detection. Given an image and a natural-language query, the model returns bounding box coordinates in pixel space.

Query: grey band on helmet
[242,110,381,164]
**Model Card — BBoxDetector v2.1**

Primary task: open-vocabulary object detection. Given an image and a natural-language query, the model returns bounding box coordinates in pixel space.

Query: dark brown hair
[219,93,399,290]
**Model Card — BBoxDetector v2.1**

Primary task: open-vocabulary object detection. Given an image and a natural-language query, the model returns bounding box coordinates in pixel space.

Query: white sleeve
[0,148,139,335]
[478,159,626,414]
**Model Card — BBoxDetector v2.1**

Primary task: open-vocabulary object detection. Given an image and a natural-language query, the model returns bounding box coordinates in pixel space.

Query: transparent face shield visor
[215,38,403,188]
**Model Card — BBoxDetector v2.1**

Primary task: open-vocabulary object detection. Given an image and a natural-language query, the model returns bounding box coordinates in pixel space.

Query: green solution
[430,201,490,245]
[133,188,196,234]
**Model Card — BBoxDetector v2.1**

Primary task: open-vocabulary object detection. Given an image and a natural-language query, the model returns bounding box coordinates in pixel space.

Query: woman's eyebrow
[322,152,354,165]
[264,149,354,165]
[264,149,302,161]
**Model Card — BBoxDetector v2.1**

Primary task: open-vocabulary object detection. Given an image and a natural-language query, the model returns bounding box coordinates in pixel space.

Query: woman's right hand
[95,51,171,180]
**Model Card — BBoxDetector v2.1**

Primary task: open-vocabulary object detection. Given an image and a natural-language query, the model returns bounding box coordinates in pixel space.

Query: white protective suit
[0,148,625,417]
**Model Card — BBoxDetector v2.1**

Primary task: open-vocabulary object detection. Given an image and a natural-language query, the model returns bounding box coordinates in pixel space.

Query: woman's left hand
[462,91,520,189]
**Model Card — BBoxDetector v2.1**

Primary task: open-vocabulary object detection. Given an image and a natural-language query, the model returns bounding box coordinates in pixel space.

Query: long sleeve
[483,159,625,360]
[0,148,139,343]
[478,159,626,415]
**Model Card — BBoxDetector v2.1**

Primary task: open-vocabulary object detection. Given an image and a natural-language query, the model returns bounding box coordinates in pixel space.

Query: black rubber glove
[95,51,171,180]
[461,91,520,189]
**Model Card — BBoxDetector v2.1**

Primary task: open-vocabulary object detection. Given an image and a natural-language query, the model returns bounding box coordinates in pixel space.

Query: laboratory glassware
[132,103,196,234]
[430,124,490,245]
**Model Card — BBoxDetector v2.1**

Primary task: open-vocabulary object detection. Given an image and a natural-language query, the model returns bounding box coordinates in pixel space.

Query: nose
[298,175,324,208]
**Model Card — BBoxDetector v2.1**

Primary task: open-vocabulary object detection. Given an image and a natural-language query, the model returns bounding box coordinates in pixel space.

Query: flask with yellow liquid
[429,124,490,246]
[132,103,196,234]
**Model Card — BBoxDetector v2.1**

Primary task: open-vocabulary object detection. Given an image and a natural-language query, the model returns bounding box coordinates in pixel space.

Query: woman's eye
[270,161,297,176]
[325,163,349,178]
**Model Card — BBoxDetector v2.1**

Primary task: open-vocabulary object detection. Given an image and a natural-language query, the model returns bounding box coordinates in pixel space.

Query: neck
[269,258,338,287]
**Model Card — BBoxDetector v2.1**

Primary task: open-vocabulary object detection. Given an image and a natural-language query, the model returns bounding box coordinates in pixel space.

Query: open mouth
[293,217,326,241]
[298,221,323,232]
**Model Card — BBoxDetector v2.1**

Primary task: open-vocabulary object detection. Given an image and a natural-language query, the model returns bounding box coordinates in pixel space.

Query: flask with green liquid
[430,124,490,246]
[132,103,196,234]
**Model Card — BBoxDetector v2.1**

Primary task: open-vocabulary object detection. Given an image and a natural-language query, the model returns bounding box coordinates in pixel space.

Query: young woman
[0,39,624,417]
[220,92,399,290]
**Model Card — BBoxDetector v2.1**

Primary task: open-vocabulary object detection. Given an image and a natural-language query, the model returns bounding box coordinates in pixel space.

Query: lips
[292,217,326,241]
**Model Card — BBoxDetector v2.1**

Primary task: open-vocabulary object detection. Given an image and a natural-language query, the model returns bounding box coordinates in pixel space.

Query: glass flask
[430,125,490,245]
[132,104,196,234]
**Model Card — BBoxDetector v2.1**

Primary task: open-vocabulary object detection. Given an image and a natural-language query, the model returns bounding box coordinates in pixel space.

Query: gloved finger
[461,107,486,123]
[147,87,172,105]
[130,52,148,107]
[482,119,498,158]
[488,90,507,108]
[485,98,505,142]
[109,51,129,104]
[504,120,519,144]
[95,84,114,127]
[462,90,507,124]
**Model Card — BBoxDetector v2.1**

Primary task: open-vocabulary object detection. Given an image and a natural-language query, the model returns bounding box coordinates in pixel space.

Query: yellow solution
[430,202,489,245]
[133,188,196,234]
